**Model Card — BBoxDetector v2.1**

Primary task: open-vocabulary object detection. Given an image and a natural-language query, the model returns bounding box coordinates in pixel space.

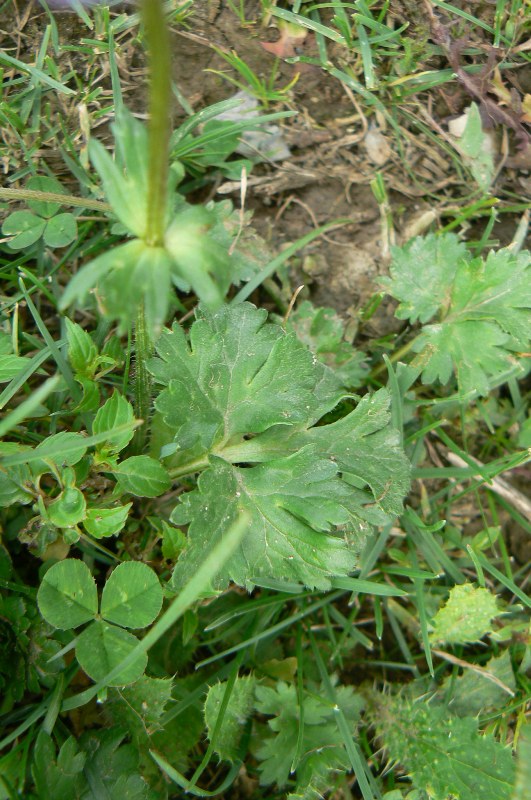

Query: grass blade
[309,630,381,800]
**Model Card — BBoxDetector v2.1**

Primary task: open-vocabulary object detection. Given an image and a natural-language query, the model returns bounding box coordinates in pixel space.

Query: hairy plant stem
[141,0,172,247]
[133,0,172,446]
[132,302,152,453]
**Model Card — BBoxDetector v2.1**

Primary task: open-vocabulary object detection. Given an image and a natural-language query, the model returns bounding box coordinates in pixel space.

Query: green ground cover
[0,1,529,798]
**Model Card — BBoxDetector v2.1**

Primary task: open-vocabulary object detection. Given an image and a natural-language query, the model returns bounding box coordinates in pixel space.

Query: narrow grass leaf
[414,579,434,676]
[330,576,406,596]
[20,279,79,401]
[309,631,379,800]
[197,592,345,669]
[270,6,347,44]
[0,375,59,438]
[0,52,76,95]
[150,750,242,797]
[476,554,531,609]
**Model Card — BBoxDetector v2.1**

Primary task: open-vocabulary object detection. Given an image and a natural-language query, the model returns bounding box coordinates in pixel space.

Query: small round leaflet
[76,620,147,686]
[100,561,163,629]
[37,559,97,629]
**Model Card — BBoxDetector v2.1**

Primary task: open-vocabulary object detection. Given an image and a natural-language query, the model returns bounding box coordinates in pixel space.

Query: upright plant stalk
[133,302,153,450]
[133,0,172,451]
[141,0,172,248]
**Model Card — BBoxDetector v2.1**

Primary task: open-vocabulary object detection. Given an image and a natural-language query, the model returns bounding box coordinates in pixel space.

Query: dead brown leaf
[444,38,530,151]
[260,22,308,59]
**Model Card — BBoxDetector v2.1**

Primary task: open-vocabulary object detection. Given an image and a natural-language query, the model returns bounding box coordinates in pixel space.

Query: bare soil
[2,1,529,326]
[165,1,530,329]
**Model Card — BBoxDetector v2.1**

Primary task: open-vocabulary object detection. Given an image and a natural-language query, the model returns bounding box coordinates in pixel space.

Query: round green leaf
[43,213,77,248]
[37,559,97,629]
[2,211,45,250]
[47,486,86,528]
[113,455,170,498]
[63,527,81,545]
[26,176,67,217]
[92,391,135,457]
[101,561,163,629]
[83,503,132,539]
[76,620,147,686]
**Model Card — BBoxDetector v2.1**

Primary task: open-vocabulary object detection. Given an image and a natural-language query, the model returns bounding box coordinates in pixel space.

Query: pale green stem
[141,0,172,247]
[167,438,285,481]
[132,302,152,453]
[133,0,173,446]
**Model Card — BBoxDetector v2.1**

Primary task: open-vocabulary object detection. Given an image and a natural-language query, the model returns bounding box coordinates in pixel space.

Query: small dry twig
[445,451,531,522]
[432,648,516,696]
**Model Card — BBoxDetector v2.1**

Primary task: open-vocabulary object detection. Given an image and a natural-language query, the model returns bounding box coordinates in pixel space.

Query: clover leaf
[100,561,163,629]
[2,211,46,250]
[37,560,98,630]
[1,176,77,250]
[76,622,147,685]
[25,176,68,217]
[37,559,163,685]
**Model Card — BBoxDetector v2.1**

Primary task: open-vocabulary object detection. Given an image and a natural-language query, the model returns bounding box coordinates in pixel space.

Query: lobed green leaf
[429,582,501,644]
[382,235,531,396]
[152,304,409,591]
[373,696,515,800]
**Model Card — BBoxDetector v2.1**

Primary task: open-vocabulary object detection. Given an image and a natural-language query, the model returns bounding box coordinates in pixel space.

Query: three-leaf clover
[37,559,163,685]
[2,176,77,250]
